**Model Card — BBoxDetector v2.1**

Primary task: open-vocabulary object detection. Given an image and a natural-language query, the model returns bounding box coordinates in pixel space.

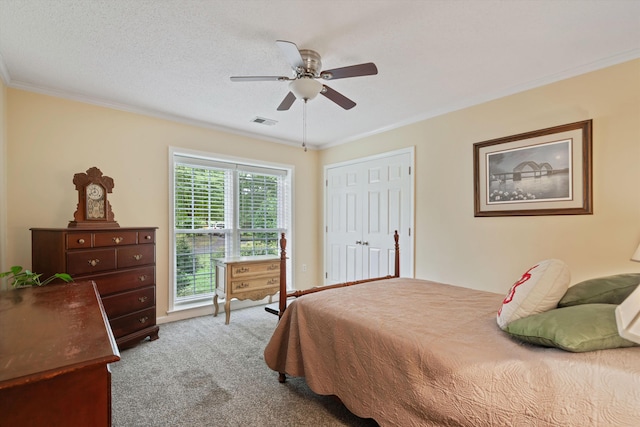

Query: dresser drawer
[109,307,156,338]
[101,286,155,318]
[88,266,155,296]
[94,230,138,247]
[138,231,155,244]
[67,249,116,275]
[229,261,280,278]
[117,244,155,268]
[230,275,279,294]
[66,232,93,249]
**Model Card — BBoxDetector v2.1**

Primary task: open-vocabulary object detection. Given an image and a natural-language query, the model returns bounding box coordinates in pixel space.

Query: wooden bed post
[278,233,287,318]
[278,233,288,383]
[394,230,400,278]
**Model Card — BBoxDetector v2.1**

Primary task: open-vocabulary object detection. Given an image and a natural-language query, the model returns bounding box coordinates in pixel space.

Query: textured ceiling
[1,0,639,150]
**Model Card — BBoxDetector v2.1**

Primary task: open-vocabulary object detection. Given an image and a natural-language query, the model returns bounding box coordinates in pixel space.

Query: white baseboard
[158,296,277,324]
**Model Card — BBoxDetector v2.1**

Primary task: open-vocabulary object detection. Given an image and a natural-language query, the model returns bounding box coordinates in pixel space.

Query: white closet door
[326,166,364,283]
[325,149,413,284]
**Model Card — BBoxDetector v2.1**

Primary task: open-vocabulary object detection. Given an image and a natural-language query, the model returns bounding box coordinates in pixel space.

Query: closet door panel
[325,150,413,284]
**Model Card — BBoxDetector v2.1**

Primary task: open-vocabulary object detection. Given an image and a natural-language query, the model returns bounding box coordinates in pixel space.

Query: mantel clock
[68,167,119,228]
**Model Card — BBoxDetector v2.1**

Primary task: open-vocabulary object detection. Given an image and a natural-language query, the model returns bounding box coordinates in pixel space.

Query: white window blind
[171,153,290,306]
[174,164,229,230]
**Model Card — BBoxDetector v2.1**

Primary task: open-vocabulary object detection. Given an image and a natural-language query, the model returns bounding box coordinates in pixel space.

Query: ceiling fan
[230,40,378,111]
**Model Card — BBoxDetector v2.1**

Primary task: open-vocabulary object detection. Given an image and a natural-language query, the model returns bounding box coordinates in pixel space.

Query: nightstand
[214,256,280,324]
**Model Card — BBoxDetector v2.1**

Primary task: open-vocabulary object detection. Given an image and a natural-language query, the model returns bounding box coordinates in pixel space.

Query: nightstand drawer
[230,261,280,278]
[89,266,155,296]
[109,307,156,338]
[101,286,155,318]
[117,244,155,268]
[67,249,116,275]
[231,275,279,293]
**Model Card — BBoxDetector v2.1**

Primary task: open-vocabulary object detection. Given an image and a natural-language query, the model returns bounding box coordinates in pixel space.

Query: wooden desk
[0,281,120,427]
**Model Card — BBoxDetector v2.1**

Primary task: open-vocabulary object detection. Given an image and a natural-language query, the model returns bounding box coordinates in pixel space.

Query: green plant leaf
[0,266,73,288]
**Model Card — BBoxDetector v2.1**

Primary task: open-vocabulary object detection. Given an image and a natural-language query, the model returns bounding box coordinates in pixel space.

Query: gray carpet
[111,305,379,426]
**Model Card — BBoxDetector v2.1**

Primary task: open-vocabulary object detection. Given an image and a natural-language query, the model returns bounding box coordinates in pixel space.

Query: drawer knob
[238,282,249,289]
[77,238,85,244]
[139,275,148,282]
[138,316,149,324]
[88,259,100,267]
[144,235,152,240]
[268,264,278,270]
[138,296,148,303]
[113,237,124,244]
[236,267,250,274]
[133,254,143,261]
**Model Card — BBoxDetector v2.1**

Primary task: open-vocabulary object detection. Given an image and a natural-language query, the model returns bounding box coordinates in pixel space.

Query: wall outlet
[302,264,307,272]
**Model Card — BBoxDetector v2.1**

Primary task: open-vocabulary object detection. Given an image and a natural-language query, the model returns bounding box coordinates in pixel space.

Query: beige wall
[320,58,640,294]
[4,90,320,320]
[2,59,639,318]
[0,77,6,286]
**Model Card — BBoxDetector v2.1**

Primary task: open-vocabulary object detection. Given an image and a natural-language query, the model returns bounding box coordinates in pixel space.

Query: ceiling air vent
[251,117,277,126]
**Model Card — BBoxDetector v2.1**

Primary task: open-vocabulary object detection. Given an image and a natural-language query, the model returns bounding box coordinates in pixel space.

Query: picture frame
[473,120,592,217]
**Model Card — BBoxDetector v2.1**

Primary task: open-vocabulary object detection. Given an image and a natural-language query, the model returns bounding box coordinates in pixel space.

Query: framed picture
[473,120,592,217]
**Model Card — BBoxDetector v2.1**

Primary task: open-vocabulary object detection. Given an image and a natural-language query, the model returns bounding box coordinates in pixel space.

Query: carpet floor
[111,305,379,426]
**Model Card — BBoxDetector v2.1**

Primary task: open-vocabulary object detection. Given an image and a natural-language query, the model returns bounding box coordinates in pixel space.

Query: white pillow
[615,285,640,344]
[497,259,571,330]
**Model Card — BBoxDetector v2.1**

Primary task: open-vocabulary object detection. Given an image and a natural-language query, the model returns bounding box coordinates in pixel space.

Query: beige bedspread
[264,278,640,426]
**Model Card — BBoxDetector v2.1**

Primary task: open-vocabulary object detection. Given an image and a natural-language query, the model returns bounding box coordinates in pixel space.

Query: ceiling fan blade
[320,62,378,80]
[277,92,297,111]
[230,76,290,82]
[276,40,304,70]
[321,85,356,110]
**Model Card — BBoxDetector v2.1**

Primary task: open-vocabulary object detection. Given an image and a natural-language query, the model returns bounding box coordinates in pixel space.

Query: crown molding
[0,53,10,86]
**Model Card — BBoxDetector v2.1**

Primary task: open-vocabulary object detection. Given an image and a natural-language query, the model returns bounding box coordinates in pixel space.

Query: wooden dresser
[214,255,280,324]
[0,281,120,427]
[31,227,159,349]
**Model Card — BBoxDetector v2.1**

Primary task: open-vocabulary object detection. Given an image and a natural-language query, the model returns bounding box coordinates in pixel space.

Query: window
[171,151,290,309]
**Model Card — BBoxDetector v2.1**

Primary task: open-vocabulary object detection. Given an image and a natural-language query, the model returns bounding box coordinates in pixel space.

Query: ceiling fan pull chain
[302,100,308,152]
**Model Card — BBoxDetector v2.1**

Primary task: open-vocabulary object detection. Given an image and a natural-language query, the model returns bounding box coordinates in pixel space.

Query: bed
[264,234,640,426]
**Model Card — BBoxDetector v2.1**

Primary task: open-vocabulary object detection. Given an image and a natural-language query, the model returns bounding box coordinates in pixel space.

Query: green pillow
[504,304,638,352]
[558,274,640,307]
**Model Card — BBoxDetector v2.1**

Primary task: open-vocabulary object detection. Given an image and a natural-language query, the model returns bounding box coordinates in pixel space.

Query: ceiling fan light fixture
[289,77,322,101]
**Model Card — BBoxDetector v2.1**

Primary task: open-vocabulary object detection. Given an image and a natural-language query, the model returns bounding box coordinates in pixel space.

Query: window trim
[168,146,293,313]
